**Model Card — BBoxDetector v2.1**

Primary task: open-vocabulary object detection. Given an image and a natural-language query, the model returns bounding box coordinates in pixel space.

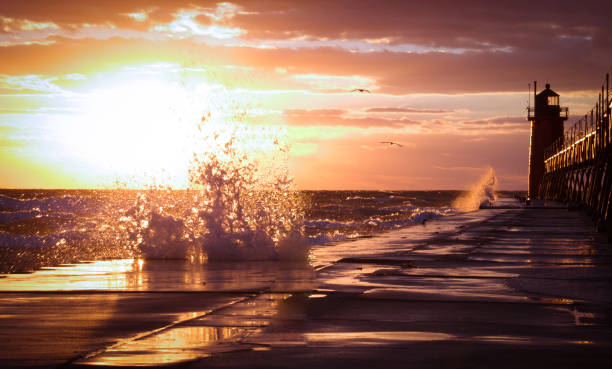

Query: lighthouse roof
[537,83,559,97]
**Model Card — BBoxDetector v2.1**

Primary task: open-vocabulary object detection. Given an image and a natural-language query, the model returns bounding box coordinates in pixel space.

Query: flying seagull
[350,88,371,93]
[380,141,403,147]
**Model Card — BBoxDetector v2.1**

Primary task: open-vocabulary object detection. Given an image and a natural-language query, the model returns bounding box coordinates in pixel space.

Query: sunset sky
[1,1,611,190]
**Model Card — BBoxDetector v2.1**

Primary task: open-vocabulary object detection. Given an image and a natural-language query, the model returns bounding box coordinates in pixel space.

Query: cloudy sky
[1,1,611,189]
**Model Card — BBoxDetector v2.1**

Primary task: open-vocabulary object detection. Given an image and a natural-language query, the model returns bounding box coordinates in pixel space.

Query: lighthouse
[527,82,568,199]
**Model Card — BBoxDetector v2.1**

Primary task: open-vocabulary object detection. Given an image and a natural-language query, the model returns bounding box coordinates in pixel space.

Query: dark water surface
[0,190,521,273]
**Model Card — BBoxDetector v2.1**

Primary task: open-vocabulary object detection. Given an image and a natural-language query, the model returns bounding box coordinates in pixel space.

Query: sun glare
[45,68,195,187]
[54,76,196,187]
[41,64,283,189]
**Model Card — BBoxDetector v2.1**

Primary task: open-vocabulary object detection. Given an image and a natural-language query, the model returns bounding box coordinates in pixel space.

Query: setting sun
[7,64,271,188]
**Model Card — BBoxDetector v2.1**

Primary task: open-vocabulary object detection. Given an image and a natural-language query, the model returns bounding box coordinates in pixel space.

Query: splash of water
[453,167,497,212]
[120,119,308,262]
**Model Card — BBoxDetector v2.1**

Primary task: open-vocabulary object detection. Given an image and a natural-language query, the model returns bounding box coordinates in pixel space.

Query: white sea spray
[121,119,308,262]
[452,167,497,212]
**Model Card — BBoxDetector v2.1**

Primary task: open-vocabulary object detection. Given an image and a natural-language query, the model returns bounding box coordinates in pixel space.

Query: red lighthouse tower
[527,82,568,199]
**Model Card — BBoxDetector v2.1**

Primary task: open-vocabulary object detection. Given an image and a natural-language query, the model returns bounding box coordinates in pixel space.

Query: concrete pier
[1,203,611,368]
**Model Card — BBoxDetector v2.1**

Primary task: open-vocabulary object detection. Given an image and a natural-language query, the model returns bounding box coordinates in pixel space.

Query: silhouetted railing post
[606,73,612,150]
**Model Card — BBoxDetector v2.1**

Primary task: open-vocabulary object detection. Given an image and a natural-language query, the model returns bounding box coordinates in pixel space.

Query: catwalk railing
[540,73,612,230]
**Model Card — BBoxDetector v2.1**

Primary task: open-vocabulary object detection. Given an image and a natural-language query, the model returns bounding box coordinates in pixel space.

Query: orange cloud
[283,109,420,128]
[0,1,609,94]
[365,107,452,114]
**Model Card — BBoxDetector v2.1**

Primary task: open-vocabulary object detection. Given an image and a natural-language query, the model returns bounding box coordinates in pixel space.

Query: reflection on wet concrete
[0,259,313,367]
[0,259,316,292]
[81,327,243,366]
[261,330,595,348]
[304,331,455,345]
[0,259,137,291]
[77,294,292,367]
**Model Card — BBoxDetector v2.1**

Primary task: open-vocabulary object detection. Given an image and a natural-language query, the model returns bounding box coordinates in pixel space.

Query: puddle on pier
[304,331,454,345]
[80,326,245,366]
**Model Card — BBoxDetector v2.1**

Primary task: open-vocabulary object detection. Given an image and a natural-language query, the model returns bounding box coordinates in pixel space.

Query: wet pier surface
[1,202,612,368]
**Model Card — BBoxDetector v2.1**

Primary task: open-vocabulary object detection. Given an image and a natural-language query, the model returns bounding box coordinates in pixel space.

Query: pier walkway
[1,202,611,368]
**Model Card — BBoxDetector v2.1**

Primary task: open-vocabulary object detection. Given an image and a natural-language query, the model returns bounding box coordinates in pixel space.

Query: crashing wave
[120,120,308,262]
[453,167,497,212]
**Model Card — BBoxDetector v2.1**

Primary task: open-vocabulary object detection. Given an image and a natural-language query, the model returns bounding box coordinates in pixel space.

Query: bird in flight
[380,141,403,147]
[350,88,371,93]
